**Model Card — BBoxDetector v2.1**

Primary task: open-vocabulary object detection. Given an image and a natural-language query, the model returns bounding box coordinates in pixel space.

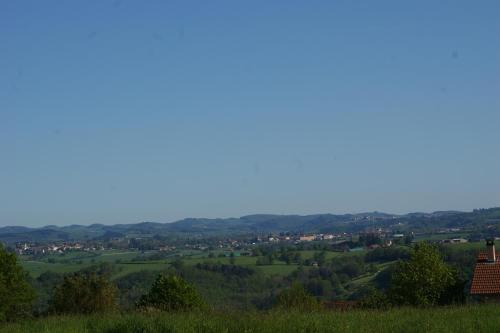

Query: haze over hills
[1,208,499,244]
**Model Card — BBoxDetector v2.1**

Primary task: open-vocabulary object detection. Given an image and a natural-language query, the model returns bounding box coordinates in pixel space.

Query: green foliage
[51,273,117,314]
[31,271,64,315]
[115,270,161,310]
[195,262,254,278]
[137,274,206,311]
[331,255,365,279]
[389,242,462,306]
[274,283,320,311]
[0,244,35,322]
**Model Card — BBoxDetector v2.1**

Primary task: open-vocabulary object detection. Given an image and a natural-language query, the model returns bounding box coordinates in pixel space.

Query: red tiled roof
[476,251,500,262]
[470,252,500,295]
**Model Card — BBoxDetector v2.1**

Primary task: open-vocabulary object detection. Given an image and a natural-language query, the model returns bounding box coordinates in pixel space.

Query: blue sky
[1,1,499,226]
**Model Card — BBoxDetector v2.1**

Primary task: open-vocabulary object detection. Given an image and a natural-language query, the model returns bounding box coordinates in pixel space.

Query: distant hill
[1,208,500,243]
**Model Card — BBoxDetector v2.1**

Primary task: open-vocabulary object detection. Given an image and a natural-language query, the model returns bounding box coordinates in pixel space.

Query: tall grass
[1,305,496,333]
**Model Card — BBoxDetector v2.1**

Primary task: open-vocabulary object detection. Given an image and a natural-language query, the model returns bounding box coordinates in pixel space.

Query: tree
[0,244,35,322]
[274,282,320,311]
[32,271,64,315]
[389,242,461,306]
[137,274,205,311]
[51,273,117,314]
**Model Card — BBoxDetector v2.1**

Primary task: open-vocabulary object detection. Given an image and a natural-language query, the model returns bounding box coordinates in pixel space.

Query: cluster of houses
[14,242,102,255]
[266,233,349,243]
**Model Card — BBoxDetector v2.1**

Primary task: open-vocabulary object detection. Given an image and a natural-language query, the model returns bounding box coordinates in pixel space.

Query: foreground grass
[1,305,497,333]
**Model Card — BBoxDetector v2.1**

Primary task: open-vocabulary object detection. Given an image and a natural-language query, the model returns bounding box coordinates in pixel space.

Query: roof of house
[470,251,500,295]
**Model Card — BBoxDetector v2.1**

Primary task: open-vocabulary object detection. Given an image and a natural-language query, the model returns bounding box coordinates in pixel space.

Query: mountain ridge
[1,208,500,244]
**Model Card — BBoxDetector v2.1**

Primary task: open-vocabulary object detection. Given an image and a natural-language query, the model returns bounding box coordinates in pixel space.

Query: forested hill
[1,208,500,243]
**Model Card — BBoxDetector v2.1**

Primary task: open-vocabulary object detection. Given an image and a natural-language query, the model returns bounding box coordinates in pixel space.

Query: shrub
[137,274,206,311]
[50,273,117,314]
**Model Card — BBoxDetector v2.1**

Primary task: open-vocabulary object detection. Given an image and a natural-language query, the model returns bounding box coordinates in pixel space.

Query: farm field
[19,245,371,283]
[20,250,168,278]
[1,305,498,333]
[22,248,362,279]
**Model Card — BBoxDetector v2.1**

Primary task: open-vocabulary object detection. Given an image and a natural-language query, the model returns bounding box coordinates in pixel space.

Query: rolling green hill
[2,207,500,243]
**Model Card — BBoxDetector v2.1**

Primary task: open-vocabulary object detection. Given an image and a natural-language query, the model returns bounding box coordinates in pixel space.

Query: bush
[0,244,35,322]
[137,274,206,311]
[50,273,117,314]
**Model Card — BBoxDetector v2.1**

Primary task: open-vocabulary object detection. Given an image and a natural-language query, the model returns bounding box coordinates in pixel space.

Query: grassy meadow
[20,248,369,280]
[1,305,498,333]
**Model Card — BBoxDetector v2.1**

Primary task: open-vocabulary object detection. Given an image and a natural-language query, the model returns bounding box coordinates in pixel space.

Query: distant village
[13,226,470,257]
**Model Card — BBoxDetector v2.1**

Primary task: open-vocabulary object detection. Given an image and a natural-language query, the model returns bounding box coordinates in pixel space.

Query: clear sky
[1,1,499,227]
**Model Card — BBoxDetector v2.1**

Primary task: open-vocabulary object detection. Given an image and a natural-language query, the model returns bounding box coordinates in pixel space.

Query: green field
[20,250,165,278]
[22,248,369,280]
[441,241,483,251]
[21,242,473,285]
[20,249,309,279]
[1,305,498,333]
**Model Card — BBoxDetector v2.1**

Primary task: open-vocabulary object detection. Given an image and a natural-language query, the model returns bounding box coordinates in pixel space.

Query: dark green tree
[389,242,461,306]
[0,244,35,322]
[50,273,117,314]
[137,274,205,311]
